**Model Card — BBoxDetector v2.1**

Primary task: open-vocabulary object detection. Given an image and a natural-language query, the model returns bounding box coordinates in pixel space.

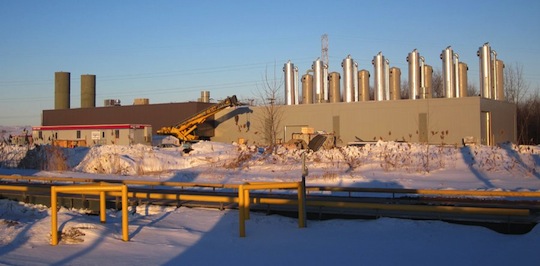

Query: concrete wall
[212,97,516,146]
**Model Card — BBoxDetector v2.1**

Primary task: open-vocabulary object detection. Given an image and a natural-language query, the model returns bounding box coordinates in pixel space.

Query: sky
[1,0,539,126]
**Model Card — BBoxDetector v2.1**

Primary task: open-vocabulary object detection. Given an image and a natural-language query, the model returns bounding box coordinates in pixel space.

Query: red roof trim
[32,124,151,131]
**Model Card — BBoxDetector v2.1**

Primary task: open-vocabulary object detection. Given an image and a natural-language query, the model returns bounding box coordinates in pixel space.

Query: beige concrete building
[212,96,516,147]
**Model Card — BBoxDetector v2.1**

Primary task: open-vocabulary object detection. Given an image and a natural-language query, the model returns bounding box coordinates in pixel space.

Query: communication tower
[321,34,329,65]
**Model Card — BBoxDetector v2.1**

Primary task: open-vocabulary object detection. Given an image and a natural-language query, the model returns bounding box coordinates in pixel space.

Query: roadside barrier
[238,182,306,237]
[50,182,129,246]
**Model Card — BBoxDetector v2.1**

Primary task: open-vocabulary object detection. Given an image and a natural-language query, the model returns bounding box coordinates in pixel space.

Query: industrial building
[39,43,516,147]
[32,124,152,147]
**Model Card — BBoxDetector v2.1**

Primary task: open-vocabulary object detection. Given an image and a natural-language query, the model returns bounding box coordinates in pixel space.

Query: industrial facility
[38,42,516,148]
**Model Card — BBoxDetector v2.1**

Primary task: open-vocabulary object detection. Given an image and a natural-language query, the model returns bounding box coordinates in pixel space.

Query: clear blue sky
[1,0,539,126]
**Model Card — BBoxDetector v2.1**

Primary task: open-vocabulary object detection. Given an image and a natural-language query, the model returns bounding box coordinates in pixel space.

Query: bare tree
[505,62,529,104]
[254,64,284,150]
[431,69,444,98]
[467,82,479,97]
[400,80,409,99]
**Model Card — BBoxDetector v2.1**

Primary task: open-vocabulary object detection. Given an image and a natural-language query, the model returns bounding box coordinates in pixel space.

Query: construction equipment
[157,95,239,142]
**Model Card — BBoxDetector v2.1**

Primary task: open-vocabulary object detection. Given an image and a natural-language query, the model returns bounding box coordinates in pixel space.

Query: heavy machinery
[157,95,239,142]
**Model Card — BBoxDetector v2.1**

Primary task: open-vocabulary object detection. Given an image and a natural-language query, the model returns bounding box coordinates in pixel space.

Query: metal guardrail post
[50,183,129,245]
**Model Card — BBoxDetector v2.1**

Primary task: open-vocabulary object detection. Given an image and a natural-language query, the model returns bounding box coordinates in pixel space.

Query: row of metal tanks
[283,42,504,105]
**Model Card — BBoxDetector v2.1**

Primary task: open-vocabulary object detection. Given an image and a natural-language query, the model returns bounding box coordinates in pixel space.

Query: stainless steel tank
[328,72,341,103]
[422,65,433,98]
[458,62,468,97]
[407,49,420,99]
[312,58,327,103]
[341,55,355,102]
[358,70,370,101]
[283,61,296,105]
[477,43,492,99]
[441,46,455,98]
[389,67,401,100]
[372,52,386,101]
[301,74,313,104]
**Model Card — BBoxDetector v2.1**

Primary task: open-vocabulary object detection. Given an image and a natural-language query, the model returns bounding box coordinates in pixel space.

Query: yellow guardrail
[50,182,129,246]
[238,182,305,237]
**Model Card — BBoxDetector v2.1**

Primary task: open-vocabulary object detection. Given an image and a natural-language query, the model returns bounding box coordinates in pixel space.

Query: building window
[115,130,120,138]
[76,130,81,139]
[38,131,42,139]
[102,132,105,138]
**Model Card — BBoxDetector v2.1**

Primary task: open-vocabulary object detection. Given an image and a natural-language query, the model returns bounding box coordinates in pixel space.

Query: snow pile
[1,140,539,190]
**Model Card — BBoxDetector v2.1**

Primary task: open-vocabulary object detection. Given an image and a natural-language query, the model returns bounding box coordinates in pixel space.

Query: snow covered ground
[1,139,540,265]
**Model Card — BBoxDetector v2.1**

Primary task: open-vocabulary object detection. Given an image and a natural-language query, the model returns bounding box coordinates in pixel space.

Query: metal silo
[358,70,370,101]
[458,62,469,97]
[283,61,297,105]
[441,46,455,98]
[341,55,355,102]
[477,42,492,99]
[301,74,313,104]
[81,74,96,108]
[328,72,341,103]
[55,72,70,109]
[372,52,386,101]
[495,59,505,100]
[422,64,433,98]
[389,67,401,100]
[312,58,327,103]
[407,49,420,99]
[200,91,210,103]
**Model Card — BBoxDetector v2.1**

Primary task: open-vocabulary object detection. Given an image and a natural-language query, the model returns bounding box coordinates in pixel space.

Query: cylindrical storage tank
[341,55,355,103]
[283,61,296,105]
[358,70,370,101]
[422,65,433,98]
[458,62,468,97]
[495,59,505,100]
[55,72,70,109]
[294,66,299,104]
[201,91,210,103]
[80,74,96,108]
[441,46,455,98]
[389,67,401,100]
[372,52,386,101]
[477,43,492,99]
[312,59,326,103]
[301,74,313,104]
[328,72,341,103]
[407,49,420,99]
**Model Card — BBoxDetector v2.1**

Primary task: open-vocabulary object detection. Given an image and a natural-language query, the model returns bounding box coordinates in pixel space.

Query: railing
[50,182,129,246]
[238,182,305,237]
